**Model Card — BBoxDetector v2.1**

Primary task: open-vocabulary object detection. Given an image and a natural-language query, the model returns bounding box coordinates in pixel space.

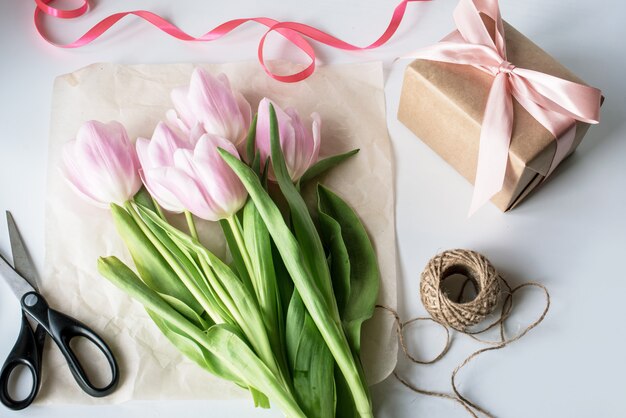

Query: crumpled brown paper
[42,61,397,404]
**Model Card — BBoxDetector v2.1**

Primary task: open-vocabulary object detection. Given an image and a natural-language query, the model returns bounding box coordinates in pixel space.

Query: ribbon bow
[415,0,601,214]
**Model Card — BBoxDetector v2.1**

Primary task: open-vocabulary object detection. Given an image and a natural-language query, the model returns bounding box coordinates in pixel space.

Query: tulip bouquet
[61,68,379,418]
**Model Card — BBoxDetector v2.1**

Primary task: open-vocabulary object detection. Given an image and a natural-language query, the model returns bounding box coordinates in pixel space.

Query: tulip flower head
[166,68,251,146]
[136,122,195,213]
[137,125,248,221]
[62,120,142,207]
[256,98,321,182]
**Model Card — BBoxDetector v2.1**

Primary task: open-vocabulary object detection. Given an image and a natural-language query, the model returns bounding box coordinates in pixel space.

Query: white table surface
[1,0,625,417]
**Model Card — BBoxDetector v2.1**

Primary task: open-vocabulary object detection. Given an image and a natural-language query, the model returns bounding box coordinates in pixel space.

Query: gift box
[398,3,601,212]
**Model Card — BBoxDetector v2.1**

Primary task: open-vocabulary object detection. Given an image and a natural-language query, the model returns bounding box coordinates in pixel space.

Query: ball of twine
[420,249,501,332]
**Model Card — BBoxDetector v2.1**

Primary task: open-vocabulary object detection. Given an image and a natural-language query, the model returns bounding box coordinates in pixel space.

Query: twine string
[378,249,551,418]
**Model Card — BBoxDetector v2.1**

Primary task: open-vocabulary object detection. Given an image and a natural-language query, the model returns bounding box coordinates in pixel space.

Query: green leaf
[243,199,278,325]
[252,152,262,178]
[109,203,204,325]
[334,365,359,418]
[148,310,272,409]
[218,148,373,417]
[146,309,242,384]
[246,113,258,164]
[267,104,338,319]
[286,291,335,418]
[97,257,239,385]
[198,246,285,384]
[138,206,261,332]
[98,256,305,418]
[317,185,379,354]
[124,202,230,325]
[133,187,157,212]
[250,388,271,409]
[317,206,351,316]
[299,149,360,184]
[219,218,253,294]
[260,157,270,188]
[150,303,271,409]
[243,113,263,177]
[135,205,288,387]
[206,324,299,414]
[272,241,294,324]
[157,293,210,330]
[243,199,289,376]
[315,212,364,416]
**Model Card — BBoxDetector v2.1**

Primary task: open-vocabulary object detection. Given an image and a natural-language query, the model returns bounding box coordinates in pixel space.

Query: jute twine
[420,250,500,331]
[378,249,550,418]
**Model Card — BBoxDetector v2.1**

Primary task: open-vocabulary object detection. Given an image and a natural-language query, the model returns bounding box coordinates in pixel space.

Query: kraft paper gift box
[398,18,600,211]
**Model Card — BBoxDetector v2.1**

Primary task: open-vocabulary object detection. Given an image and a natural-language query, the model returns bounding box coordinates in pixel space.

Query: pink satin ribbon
[411,0,601,214]
[34,0,429,83]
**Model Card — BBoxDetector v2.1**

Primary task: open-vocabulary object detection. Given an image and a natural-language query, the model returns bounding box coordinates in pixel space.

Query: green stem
[197,250,291,395]
[226,215,292,384]
[133,205,292,399]
[124,201,223,325]
[217,152,374,417]
[152,197,167,220]
[227,215,257,286]
[198,256,242,326]
[99,257,306,418]
[185,210,199,240]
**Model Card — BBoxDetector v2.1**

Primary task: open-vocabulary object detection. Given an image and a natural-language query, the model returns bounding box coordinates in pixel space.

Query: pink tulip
[255,98,321,182]
[137,128,247,221]
[174,134,248,221]
[135,122,195,213]
[62,120,142,207]
[166,68,251,146]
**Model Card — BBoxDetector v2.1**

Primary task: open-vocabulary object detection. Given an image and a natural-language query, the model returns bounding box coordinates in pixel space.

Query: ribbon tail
[548,124,577,176]
[469,73,513,216]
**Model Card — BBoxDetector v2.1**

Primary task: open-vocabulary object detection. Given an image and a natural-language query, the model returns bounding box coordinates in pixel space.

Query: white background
[1,0,625,417]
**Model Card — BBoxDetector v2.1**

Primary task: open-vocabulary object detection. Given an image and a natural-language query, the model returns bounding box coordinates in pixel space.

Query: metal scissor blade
[0,253,36,301]
[6,211,39,292]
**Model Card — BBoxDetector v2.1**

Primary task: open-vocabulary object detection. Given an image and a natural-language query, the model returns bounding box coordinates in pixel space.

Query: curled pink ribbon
[34,0,429,83]
[413,0,601,214]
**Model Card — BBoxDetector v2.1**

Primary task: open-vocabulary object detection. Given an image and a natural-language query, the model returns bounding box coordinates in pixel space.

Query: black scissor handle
[21,292,120,398]
[0,313,45,410]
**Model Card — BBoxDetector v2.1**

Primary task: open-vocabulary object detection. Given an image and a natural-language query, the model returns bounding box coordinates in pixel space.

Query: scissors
[0,211,119,410]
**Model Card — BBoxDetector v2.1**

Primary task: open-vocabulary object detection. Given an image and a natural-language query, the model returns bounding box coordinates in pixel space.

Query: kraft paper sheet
[42,61,397,404]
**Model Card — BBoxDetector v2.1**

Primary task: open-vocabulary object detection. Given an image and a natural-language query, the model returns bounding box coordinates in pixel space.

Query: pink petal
[140,167,186,213]
[149,122,189,168]
[172,148,224,220]
[165,109,191,138]
[170,86,196,130]
[70,121,140,205]
[233,91,252,145]
[216,73,232,90]
[61,140,109,208]
[308,112,322,170]
[188,123,206,145]
[136,137,151,171]
[188,68,245,144]
[284,108,311,180]
[256,98,294,174]
[192,135,247,217]
[255,98,273,165]
[153,167,217,220]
